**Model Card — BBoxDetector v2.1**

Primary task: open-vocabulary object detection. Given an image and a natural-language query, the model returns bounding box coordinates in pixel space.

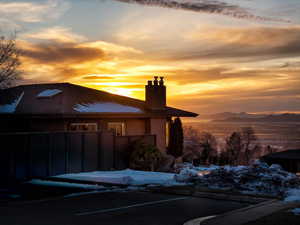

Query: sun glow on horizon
[9,0,300,114]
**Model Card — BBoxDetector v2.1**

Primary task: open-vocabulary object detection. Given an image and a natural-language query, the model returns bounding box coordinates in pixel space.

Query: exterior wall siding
[0,116,167,152]
[125,119,146,135]
[150,118,167,152]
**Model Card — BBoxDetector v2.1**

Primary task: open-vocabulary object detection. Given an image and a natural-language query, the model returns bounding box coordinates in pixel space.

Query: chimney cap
[159,76,164,86]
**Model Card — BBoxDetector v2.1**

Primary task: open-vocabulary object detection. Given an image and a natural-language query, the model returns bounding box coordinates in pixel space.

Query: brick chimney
[145,76,166,110]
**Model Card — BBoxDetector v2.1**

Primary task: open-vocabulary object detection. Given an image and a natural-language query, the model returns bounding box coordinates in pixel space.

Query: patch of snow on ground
[175,161,300,198]
[284,189,300,202]
[290,208,300,215]
[55,169,178,186]
[28,179,106,190]
[73,102,143,113]
[0,92,24,113]
[37,89,62,98]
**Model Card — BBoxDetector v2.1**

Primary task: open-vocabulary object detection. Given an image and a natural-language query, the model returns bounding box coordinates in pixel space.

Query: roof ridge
[13,82,146,104]
[13,82,70,88]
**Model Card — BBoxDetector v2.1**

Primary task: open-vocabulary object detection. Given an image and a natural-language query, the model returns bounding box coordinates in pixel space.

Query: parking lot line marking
[75,197,190,216]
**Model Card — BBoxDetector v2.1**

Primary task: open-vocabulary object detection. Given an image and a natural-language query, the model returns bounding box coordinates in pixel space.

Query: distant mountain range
[200,112,300,122]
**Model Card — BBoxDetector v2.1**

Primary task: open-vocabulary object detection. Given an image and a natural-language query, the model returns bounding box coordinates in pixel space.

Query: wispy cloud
[155,26,300,62]
[22,41,105,64]
[0,0,70,23]
[22,26,87,43]
[19,28,143,82]
[115,0,288,22]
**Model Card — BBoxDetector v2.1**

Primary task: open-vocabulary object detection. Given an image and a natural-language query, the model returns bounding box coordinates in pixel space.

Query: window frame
[107,122,126,136]
[69,123,98,132]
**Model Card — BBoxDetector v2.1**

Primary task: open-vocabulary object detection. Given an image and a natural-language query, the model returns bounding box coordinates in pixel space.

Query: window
[166,121,170,147]
[69,123,98,131]
[107,122,125,136]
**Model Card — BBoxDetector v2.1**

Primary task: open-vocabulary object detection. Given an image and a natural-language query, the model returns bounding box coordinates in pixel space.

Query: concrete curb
[183,200,299,225]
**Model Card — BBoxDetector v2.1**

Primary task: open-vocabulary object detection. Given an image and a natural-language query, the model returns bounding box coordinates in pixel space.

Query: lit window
[107,122,125,136]
[69,123,98,131]
[166,121,170,147]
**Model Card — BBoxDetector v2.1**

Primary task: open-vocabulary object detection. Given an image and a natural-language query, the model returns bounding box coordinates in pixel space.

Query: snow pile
[73,102,143,113]
[0,92,24,113]
[174,163,218,182]
[28,179,146,196]
[37,89,62,98]
[55,169,179,186]
[284,189,300,202]
[290,208,300,216]
[175,161,300,197]
[29,179,106,190]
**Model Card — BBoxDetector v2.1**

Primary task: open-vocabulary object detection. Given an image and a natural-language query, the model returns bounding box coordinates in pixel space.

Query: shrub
[129,141,163,171]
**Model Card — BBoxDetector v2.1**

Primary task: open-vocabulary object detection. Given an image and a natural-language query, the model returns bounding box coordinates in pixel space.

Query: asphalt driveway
[0,191,249,225]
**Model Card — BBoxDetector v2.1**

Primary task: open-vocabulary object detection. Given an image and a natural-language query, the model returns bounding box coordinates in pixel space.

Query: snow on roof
[37,89,62,98]
[0,92,24,113]
[73,102,143,113]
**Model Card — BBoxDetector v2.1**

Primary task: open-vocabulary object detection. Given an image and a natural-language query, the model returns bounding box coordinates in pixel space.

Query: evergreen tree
[168,117,184,158]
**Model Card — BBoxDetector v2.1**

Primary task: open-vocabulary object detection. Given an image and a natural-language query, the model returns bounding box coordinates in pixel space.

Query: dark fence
[0,131,156,181]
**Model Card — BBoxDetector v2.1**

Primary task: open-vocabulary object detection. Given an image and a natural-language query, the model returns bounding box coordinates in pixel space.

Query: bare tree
[0,33,20,89]
[225,132,242,165]
[183,126,203,162]
[198,132,218,165]
[183,127,218,165]
[241,127,259,164]
[264,145,278,155]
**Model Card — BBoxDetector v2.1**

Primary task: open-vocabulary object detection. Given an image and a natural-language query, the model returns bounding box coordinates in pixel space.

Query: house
[262,149,300,173]
[0,76,198,151]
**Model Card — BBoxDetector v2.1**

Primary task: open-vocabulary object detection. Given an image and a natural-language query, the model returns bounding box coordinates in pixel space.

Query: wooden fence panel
[114,136,129,170]
[68,133,82,173]
[0,134,15,181]
[14,134,29,180]
[0,132,156,181]
[30,134,49,178]
[99,132,114,170]
[50,133,66,176]
[83,133,98,172]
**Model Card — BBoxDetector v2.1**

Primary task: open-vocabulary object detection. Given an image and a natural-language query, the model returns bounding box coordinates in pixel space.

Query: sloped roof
[0,83,198,117]
[263,149,300,160]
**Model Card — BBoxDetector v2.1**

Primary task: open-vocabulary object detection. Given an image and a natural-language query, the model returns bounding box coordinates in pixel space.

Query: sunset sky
[1,0,300,115]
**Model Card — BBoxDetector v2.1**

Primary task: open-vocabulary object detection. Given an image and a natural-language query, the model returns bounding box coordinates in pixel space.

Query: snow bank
[73,102,143,113]
[174,163,219,182]
[291,208,300,215]
[284,189,300,202]
[0,92,24,113]
[55,169,179,186]
[37,89,62,98]
[31,162,300,200]
[29,179,106,190]
[175,161,300,198]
